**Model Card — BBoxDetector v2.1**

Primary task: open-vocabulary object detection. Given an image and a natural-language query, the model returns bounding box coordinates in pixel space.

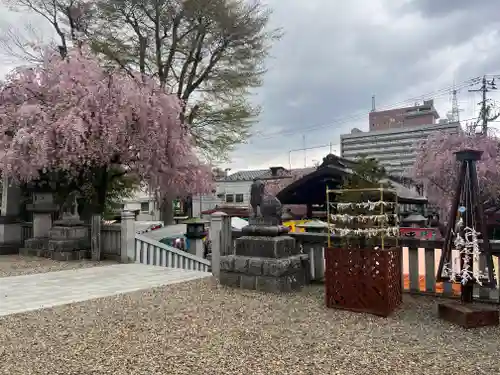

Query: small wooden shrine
[324,184,402,317]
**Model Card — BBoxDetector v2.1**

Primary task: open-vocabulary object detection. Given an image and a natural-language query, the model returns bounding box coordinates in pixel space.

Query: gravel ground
[0,278,499,375]
[0,255,117,277]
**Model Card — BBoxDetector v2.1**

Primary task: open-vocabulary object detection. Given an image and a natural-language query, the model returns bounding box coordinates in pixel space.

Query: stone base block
[48,238,89,251]
[24,237,49,250]
[221,254,309,277]
[242,223,289,236]
[49,225,88,240]
[19,247,90,261]
[53,218,85,227]
[219,254,310,293]
[235,235,298,258]
[220,271,307,293]
[438,302,499,328]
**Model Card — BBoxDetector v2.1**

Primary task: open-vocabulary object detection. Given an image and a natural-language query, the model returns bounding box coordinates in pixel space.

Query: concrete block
[261,255,305,277]
[48,238,89,252]
[240,275,256,289]
[247,258,264,275]
[24,238,49,250]
[235,236,298,258]
[256,272,305,293]
[49,226,88,240]
[233,256,249,273]
[220,255,236,271]
[219,271,241,288]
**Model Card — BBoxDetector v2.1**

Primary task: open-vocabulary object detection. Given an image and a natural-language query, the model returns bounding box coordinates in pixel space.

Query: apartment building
[369,99,440,131]
[340,121,461,176]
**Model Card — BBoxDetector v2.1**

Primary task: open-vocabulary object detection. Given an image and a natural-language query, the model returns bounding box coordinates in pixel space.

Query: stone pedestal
[22,217,90,261]
[219,221,310,293]
[185,219,208,258]
[188,238,205,258]
[0,177,22,254]
[21,192,58,256]
[21,193,90,261]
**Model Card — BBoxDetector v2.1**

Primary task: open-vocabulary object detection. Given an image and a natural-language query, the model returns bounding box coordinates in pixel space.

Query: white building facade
[122,188,159,221]
[191,170,268,217]
[340,122,461,176]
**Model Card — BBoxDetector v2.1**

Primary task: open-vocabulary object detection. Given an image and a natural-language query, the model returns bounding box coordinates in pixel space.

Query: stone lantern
[184,218,208,258]
[401,213,427,228]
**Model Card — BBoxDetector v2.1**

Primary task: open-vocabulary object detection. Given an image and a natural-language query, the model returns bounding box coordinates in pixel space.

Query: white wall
[122,188,159,221]
[192,180,252,217]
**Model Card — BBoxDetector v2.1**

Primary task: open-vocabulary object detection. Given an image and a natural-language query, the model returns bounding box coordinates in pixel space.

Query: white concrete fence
[21,210,212,272]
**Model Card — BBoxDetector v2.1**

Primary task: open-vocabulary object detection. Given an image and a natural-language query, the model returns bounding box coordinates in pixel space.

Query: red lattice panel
[325,247,402,317]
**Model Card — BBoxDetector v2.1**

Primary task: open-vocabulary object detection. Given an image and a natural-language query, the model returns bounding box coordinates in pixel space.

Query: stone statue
[250,178,265,218]
[61,192,79,220]
[249,178,284,226]
[261,195,283,225]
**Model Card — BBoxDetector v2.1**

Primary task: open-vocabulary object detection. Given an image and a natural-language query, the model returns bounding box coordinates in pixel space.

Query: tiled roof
[258,167,315,179]
[221,167,314,181]
[222,169,268,181]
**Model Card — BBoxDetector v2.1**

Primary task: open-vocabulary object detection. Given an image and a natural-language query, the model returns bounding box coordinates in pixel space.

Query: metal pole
[303,135,306,167]
[199,195,202,218]
[482,76,488,135]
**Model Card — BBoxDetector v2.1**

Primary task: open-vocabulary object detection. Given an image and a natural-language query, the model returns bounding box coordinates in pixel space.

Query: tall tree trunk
[160,196,175,225]
[96,167,108,215]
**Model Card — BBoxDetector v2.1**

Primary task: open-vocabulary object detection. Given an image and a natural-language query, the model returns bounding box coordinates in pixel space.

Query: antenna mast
[450,88,461,123]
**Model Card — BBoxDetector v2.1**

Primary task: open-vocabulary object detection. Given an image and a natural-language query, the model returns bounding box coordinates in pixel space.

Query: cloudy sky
[227,0,500,171]
[1,0,500,172]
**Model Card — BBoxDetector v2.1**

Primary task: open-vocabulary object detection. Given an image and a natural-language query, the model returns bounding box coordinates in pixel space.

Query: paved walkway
[0,264,210,317]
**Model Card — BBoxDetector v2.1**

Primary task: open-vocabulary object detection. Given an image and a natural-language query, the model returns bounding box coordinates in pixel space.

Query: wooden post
[120,211,136,263]
[90,214,101,261]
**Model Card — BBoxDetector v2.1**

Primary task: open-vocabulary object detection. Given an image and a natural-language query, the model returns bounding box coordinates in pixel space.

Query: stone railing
[20,212,211,271]
[230,230,500,304]
[134,234,210,272]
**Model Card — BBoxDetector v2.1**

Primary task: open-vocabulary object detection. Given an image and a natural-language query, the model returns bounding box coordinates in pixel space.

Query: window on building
[225,194,234,203]
[235,194,244,203]
[140,202,149,212]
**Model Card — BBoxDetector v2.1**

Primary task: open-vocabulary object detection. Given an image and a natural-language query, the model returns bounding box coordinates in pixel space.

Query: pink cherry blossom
[0,45,214,198]
[412,131,500,219]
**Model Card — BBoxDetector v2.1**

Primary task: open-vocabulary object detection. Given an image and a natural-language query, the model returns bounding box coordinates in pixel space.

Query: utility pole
[303,135,306,167]
[469,75,498,135]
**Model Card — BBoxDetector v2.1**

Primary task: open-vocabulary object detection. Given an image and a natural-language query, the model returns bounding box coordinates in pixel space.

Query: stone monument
[219,178,310,293]
[21,192,90,261]
[0,176,23,254]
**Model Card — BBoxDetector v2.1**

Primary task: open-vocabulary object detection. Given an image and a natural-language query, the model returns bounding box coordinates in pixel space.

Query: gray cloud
[230,0,500,170]
[1,1,499,170]
[403,0,499,18]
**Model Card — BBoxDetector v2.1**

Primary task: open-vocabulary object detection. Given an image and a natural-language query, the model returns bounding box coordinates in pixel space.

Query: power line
[243,115,497,159]
[251,77,480,141]
[468,75,499,134]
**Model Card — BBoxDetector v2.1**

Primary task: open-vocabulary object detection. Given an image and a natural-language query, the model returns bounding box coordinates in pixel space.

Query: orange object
[402,274,461,295]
